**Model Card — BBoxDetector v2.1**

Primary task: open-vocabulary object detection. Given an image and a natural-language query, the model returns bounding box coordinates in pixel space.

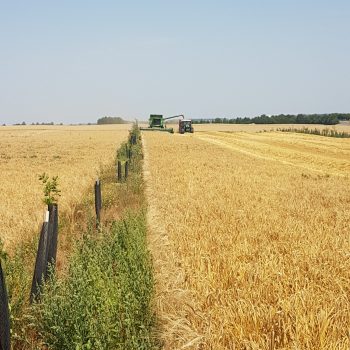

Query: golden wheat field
[143,130,350,349]
[0,125,129,250]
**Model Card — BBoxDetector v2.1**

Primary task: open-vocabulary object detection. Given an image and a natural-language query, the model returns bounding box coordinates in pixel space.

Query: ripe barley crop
[0,124,129,250]
[143,130,350,349]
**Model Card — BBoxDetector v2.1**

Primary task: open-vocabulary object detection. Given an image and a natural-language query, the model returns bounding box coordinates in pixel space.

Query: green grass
[34,212,156,350]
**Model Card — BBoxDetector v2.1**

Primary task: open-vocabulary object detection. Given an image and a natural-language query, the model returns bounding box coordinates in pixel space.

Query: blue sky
[1,0,349,124]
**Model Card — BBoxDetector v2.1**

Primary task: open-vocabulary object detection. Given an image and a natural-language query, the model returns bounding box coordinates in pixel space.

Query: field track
[144,130,350,349]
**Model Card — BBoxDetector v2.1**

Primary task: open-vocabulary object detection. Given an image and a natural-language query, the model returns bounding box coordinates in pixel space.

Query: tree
[97,116,128,124]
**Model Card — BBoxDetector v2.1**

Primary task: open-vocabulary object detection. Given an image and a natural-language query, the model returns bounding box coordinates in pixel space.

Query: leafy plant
[38,173,61,205]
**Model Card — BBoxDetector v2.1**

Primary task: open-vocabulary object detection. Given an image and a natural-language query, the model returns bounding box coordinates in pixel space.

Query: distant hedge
[278,127,350,138]
[97,117,128,125]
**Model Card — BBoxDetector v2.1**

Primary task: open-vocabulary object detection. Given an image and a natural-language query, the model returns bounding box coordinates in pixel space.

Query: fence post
[94,179,102,228]
[0,260,10,350]
[129,148,133,169]
[46,203,58,275]
[117,161,122,182]
[125,161,129,180]
[30,211,50,303]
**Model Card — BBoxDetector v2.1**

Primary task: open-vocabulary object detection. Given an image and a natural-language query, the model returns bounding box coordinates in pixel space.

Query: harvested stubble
[143,130,350,349]
[192,123,350,133]
[0,124,129,250]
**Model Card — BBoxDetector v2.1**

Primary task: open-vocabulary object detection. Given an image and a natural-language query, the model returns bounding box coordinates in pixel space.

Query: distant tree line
[192,113,350,125]
[10,122,63,126]
[6,117,130,126]
[97,116,128,124]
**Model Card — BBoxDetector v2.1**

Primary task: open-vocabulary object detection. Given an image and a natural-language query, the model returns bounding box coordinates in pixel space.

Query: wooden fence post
[47,203,58,274]
[30,211,50,303]
[94,179,102,228]
[117,161,122,182]
[0,260,10,350]
[125,161,129,180]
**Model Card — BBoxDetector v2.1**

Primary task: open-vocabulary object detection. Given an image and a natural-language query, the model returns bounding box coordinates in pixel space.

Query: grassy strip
[31,125,157,349]
[35,212,155,350]
[277,126,350,138]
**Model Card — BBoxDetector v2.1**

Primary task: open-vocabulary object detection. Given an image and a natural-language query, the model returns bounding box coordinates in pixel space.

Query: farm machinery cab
[179,119,194,134]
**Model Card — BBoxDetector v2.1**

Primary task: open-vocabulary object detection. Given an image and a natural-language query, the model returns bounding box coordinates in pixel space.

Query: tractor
[178,119,194,134]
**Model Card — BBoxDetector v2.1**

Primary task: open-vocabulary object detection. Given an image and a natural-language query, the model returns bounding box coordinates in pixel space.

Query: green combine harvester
[140,114,184,133]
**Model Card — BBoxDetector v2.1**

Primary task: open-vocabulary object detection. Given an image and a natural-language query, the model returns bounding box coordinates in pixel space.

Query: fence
[117,160,130,182]
[116,136,138,183]
[0,126,140,348]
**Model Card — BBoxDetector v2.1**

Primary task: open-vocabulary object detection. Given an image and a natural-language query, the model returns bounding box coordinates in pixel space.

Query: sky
[1,0,350,124]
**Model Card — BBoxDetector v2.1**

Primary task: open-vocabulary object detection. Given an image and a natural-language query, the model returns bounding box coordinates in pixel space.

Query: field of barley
[143,129,350,349]
[0,125,129,250]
